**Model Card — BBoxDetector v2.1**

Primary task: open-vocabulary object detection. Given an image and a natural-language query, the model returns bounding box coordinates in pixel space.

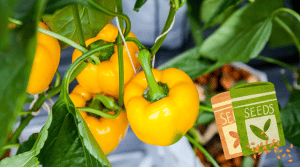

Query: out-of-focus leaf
[0,0,15,50]
[133,0,148,11]
[0,0,45,157]
[281,90,300,148]
[42,0,117,49]
[242,156,254,167]
[196,112,215,125]
[158,47,216,79]
[200,0,240,29]
[269,12,300,48]
[199,0,284,65]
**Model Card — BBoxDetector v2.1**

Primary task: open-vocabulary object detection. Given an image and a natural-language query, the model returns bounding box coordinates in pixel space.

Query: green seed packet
[229,82,285,156]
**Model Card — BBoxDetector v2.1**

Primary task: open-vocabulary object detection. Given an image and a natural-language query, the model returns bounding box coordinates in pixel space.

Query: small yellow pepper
[27,22,61,94]
[69,85,128,154]
[72,24,140,97]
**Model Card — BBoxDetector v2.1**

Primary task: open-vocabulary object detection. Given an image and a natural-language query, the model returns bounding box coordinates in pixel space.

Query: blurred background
[17,0,300,166]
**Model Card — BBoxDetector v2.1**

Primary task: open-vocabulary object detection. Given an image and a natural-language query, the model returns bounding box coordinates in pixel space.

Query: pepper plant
[0,0,300,167]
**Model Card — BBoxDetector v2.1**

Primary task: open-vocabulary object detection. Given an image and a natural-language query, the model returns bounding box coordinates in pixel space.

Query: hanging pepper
[72,24,140,97]
[27,22,61,94]
[69,84,128,154]
[124,49,199,146]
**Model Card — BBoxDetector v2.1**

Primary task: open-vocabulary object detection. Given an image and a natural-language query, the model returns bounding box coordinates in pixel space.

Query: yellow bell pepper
[27,22,61,94]
[69,85,128,154]
[72,24,140,97]
[124,68,199,146]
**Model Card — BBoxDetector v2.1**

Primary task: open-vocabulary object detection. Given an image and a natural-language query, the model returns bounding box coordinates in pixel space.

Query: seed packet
[229,82,285,156]
[211,82,285,158]
[211,91,243,159]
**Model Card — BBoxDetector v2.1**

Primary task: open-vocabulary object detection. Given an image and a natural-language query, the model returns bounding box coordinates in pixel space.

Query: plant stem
[150,5,176,55]
[8,114,34,144]
[256,56,298,72]
[87,0,131,38]
[117,0,125,107]
[77,107,120,119]
[138,49,167,101]
[188,127,203,144]
[274,17,300,53]
[280,69,293,92]
[199,105,214,113]
[2,143,20,150]
[125,37,146,49]
[38,27,87,52]
[8,17,22,26]
[72,4,86,48]
[185,134,220,167]
[54,69,61,87]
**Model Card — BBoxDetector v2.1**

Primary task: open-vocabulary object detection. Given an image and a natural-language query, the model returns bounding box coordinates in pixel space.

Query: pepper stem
[138,49,168,102]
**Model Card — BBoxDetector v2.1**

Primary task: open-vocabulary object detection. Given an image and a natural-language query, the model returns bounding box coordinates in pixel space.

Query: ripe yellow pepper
[27,22,61,94]
[72,24,140,97]
[124,68,199,146]
[69,85,128,155]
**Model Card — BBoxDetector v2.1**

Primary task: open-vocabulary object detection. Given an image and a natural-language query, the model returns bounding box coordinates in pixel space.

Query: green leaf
[158,47,216,79]
[263,118,271,132]
[249,125,269,140]
[242,156,254,167]
[196,112,215,125]
[269,12,300,48]
[281,90,300,148]
[16,133,38,155]
[199,0,284,64]
[0,0,46,157]
[0,0,15,50]
[38,95,111,167]
[200,0,240,29]
[0,104,53,167]
[133,0,148,11]
[42,0,117,49]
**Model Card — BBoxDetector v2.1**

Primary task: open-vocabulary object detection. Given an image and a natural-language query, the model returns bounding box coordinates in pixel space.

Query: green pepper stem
[87,0,131,38]
[125,37,146,49]
[150,5,176,55]
[2,143,20,150]
[54,69,61,87]
[185,134,220,167]
[72,4,86,48]
[138,49,167,101]
[94,94,120,111]
[77,107,120,119]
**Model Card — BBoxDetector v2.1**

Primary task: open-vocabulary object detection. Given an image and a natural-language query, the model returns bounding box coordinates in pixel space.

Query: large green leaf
[269,12,300,48]
[199,0,284,63]
[281,90,300,148]
[0,0,15,50]
[0,0,45,157]
[42,0,117,49]
[38,95,111,167]
[200,0,240,29]
[158,47,216,79]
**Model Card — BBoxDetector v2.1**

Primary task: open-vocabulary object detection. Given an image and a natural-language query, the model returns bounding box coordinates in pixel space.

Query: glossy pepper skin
[124,68,199,146]
[72,24,140,97]
[27,22,61,94]
[69,85,128,155]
